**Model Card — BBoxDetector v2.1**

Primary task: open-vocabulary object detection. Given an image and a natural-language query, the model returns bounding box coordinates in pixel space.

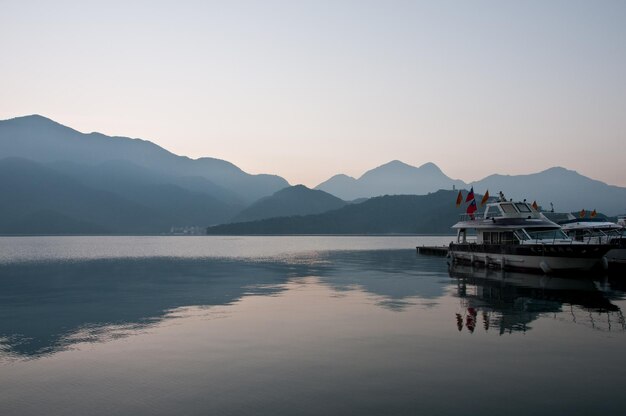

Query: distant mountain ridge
[230,185,347,223]
[207,190,462,235]
[316,160,466,201]
[0,115,289,203]
[470,167,626,216]
[316,161,626,215]
[0,158,170,234]
[2,114,625,235]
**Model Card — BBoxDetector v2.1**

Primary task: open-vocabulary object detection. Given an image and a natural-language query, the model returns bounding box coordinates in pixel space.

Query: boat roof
[452,199,560,230]
[560,220,622,230]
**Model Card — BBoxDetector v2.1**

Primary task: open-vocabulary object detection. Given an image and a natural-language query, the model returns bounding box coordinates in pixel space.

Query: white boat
[554,214,626,270]
[449,193,612,274]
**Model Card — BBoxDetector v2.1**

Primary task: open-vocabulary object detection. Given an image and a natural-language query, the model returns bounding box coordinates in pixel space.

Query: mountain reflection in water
[0,250,449,359]
[449,264,626,334]
[2,248,625,361]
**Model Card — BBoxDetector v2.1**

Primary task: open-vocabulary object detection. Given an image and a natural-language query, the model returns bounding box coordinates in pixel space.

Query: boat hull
[605,248,626,271]
[449,243,611,273]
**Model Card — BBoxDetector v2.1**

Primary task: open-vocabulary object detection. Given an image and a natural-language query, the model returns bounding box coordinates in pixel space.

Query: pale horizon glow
[2,1,625,187]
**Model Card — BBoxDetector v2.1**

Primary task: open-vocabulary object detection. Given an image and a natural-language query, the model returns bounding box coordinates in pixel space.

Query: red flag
[466,199,477,218]
[590,209,597,218]
[455,190,463,207]
[465,187,475,202]
[579,209,586,218]
[531,201,538,210]
[480,190,489,206]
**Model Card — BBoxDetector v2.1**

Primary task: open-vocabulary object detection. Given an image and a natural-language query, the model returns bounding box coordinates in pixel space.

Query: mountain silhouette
[230,185,347,223]
[317,161,626,215]
[207,190,462,235]
[316,160,465,200]
[0,115,289,203]
[471,167,626,215]
[0,158,172,234]
[0,158,239,234]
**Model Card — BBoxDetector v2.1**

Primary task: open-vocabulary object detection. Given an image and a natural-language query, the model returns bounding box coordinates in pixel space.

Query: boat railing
[526,229,623,245]
[458,213,484,221]
[567,228,626,245]
[524,229,569,245]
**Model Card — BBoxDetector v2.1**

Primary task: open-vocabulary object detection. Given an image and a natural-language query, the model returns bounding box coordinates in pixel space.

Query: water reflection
[448,263,626,334]
[3,248,625,363]
[319,250,448,310]
[0,250,448,360]
[0,257,299,359]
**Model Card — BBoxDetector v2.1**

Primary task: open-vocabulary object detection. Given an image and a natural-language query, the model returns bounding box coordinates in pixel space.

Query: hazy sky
[2,0,625,187]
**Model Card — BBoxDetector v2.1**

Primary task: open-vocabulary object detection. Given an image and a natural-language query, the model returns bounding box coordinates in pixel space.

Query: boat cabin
[453,200,569,245]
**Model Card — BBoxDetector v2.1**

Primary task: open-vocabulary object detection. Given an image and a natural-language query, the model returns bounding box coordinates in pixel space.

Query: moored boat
[549,213,626,271]
[448,193,612,274]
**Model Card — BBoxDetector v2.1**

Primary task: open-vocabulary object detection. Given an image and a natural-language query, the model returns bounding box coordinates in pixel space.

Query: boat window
[485,205,501,218]
[515,203,531,213]
[514,230,529,241]
[525,228,568,240]
[574,230,584,241]
[500,203,517,214]
[482,232,500,244]
[500,232,517,244]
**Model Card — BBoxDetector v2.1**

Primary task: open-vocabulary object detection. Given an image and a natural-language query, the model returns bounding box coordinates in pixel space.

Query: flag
[465,187,475,202]
[466,199,477,218]
[591,209,597,218]
[579,209,586,218]
[480,190,490,206]
[456,190,463,207]
[532,200,538,210]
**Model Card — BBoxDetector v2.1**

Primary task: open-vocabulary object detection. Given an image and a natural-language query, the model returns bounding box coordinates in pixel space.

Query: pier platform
[416,245,449,256]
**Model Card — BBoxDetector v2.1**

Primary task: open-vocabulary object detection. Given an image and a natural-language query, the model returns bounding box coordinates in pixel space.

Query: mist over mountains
[0,115,288,204]
[1,114,624,235]
[230,185,347,223]
[316,161,626,215]
[207,191,461,235]
[316,160,466,201]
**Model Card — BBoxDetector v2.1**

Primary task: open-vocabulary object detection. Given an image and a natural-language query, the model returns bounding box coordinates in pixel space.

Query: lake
[1,236,625,415]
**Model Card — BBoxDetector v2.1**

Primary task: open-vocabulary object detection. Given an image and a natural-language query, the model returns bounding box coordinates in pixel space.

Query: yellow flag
[480,190,490,206]
[590,209,597,218]
[455,190,463,207]
[579,209,586,218]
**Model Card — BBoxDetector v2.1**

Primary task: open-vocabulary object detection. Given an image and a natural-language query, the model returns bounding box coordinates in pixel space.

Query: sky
[2,0,625,187]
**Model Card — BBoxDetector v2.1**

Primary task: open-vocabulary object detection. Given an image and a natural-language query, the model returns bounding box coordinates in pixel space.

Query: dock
[416,245,449,256]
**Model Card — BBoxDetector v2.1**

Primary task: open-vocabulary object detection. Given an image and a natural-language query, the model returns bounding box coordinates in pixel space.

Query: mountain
[207,190,462,235]
[230,185,348,223]
[48,160,242,224]
[0,158,240,234]
[471,167,626,216]
[0,115,289,203]
[0,158,172,234]
[317,160,626,216]
[315,160,465,200]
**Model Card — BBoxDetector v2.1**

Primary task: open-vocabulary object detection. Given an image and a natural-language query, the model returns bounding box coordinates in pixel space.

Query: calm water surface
[0,236,625,415]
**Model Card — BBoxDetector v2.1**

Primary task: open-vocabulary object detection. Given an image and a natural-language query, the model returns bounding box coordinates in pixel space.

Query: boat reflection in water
[448,263,625,334]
